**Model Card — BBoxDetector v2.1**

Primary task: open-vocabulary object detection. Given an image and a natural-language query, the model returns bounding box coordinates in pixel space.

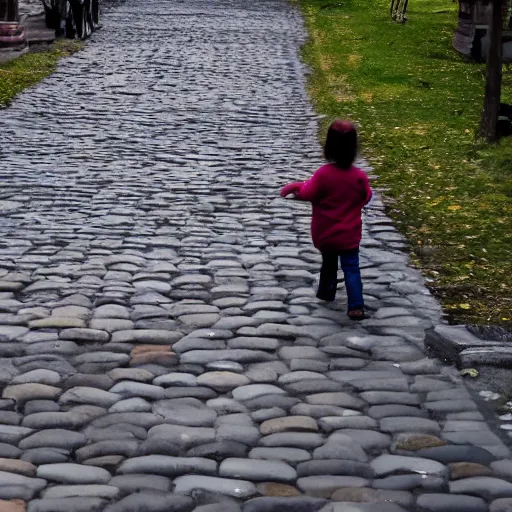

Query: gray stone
[352,377,409,392]
[173,475,258,498]
[259,416,318,434]
[368,405,426,419]
[19,429,86,450]
[136,438,180,457]
[426,400,478,414]
[24,400,60,414]
[492,460,512,479]
[371,454,448,478]
[297,475,369,498]
[260,433,324,449]
[94,305,130,319]
[318,503,409,512]
[360,392,420,406]
[187,441,248,461]
[0,424,34,444]
[380,417,441,435]
[42,484,121,499]
[153,373,197,387]
[2,383,61,404]
[197,372,251,391]
[64,374,114,391]
[285,380,344,394]
[450,477,512,500]
[229,383,287,401]
[104,492,194,512]
[182,350,274,365]
[245,395,299,411]
[0,442,21,458]
[416,493,488,512]
[249,447,311,463]
[0,411,21,425]
[207,398,248,415]
[164,386,217,400]
[206,361,245,373]
[330,429,390,452]
[491,498,512,512]
[22,412,80,430]
[319,416,378,432]
[109,474,172,492]
[12,369,61,386]
[109,368,154,382]
[372,474,446,491]
[76,440,138,461]
[59,387,120,408]
[112,330,183,345]
[297,460,374,478]
[109,381,164,400]
[194,505,241,512]
[217,423,260,445]
[313,441,367,462]
[74,351,130,366]
[443,430,503,446]
[110,397,152,413]
[59,328,110,343]
[36,463,111,484]
[251,407,286,422]
[152,401,218,426]
[0,470,46,499]
[21,448,70,465]
[172,338,226,354]
[228,337,280,350]
[306,392,366,410]
[414,445,497,464]
[242,497,328,512]
[117,455,217,476]
[219,458,297,482]
[27,498,107,512]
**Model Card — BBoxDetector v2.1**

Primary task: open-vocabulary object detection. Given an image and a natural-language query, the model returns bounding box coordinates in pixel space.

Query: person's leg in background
[339,248,365,318]
[316,252,338,301]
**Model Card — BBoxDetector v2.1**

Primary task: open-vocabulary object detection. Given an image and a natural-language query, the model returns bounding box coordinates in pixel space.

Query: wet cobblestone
[0,0,511,510]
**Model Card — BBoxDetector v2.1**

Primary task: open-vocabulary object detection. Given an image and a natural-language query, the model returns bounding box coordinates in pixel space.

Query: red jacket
[281,164,372,252]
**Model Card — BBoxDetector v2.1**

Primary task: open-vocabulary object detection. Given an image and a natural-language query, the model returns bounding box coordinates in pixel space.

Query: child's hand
[280,183,301,198]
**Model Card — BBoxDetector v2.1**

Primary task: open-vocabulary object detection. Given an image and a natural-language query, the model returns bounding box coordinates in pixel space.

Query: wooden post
[479,0,503,142]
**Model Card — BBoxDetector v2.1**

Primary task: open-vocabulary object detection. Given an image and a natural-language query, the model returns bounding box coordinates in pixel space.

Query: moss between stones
[0,40,83,107]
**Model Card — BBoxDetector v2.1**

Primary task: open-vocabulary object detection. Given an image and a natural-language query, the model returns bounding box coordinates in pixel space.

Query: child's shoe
[348,309,365,321]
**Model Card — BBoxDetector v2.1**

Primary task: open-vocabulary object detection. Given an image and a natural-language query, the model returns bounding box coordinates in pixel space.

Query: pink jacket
[281,164,372,252]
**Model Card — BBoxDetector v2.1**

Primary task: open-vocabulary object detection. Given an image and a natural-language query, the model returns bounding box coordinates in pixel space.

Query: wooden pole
[479,0,503,142]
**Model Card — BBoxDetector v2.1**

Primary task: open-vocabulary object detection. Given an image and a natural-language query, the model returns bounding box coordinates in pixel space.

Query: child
[280,120,372,320]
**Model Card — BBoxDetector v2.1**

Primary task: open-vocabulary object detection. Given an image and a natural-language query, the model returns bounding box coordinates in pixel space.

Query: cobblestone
[0,0,509,510]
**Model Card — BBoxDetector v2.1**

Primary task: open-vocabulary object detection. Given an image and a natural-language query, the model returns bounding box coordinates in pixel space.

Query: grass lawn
[0,40,82,107]
[298,0,512,327]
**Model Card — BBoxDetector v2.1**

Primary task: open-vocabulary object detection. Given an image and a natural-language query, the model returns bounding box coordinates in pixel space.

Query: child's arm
[280,182,304,198]
[280,171,322,202]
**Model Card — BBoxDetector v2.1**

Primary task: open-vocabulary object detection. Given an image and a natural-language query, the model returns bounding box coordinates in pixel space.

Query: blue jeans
[316,249,364,311]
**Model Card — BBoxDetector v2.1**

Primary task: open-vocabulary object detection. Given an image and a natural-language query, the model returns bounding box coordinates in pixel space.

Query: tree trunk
[479,0,503,142]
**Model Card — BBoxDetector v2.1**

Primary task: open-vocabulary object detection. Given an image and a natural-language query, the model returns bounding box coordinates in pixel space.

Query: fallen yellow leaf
[448,205,462,211]
[459,303,471,309]
[460,368,479,378]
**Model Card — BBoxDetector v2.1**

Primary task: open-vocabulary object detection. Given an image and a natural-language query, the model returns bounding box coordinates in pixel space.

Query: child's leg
[316,252,338,301]
[339,248,364,312]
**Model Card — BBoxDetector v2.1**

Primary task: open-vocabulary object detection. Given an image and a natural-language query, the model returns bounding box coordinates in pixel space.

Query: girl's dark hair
[323,120,358,169]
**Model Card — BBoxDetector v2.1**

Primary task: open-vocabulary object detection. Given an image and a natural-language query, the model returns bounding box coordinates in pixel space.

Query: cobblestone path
[1,0,512,511]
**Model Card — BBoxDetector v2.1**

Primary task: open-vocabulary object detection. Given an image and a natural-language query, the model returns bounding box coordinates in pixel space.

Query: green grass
[298,0,512,326]
[0,40,83,107]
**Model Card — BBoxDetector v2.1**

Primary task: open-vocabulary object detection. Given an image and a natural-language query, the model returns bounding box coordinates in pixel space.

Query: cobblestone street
[1,0,512,511]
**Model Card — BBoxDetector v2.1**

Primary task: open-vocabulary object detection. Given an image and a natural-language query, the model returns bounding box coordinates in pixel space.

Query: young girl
[280,120,372,320]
